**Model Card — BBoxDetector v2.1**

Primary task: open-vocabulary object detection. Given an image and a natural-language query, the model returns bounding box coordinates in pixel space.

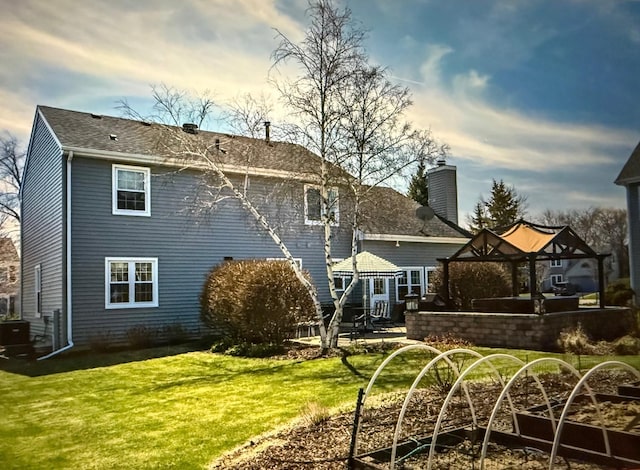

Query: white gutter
[39,151,74,359]
[362,233,469,244]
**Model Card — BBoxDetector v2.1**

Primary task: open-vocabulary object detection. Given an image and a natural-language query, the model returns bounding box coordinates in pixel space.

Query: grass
[1,344,639,469]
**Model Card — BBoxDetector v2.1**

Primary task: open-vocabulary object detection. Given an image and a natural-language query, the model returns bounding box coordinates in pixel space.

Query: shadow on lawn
[0,342,206,377]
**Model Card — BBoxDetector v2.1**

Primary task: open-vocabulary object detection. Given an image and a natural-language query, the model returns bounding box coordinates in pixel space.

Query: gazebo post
[528,255,537,298]
[598,255,606,309]
[511,261,519,297]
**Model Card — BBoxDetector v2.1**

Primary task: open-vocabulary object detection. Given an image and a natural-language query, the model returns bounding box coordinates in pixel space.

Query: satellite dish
[416,205,435,221]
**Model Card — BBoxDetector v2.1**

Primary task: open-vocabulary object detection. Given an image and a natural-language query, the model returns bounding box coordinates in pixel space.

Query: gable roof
[35,106,468,241]
[37,106,324,176]
[615,140,640,186]
[359,186,470,239]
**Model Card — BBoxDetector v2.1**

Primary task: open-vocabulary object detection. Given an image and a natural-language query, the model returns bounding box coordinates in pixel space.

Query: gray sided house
[21,106,469,353]
[616,141,640,301]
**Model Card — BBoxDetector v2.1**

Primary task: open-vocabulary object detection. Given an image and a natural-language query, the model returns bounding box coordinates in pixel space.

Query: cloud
[0,0,304,139]
[406,45,635,174]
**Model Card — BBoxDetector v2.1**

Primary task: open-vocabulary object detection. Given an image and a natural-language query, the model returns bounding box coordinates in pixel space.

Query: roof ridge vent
[182,123,198,134]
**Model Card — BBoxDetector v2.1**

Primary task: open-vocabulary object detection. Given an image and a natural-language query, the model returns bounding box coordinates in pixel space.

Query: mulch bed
[210,347,639,470]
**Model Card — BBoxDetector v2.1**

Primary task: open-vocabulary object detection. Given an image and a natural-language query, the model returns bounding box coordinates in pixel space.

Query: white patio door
[368,277,389,309]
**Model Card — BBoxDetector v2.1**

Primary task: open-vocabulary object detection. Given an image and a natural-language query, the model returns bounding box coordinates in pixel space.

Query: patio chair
[370,300,391,325]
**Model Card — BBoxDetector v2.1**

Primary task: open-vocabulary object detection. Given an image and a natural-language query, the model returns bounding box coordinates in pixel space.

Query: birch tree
[272,0,446,346]
[118,85,330,347]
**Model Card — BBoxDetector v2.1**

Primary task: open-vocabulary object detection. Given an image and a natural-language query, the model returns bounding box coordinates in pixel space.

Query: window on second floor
[112,164,151,216]
[550,259,562,268]
[304,185,339,225]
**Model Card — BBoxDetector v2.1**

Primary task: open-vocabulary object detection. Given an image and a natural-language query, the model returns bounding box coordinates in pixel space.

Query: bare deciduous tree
[118,85,330,345]
[538,207,629,278]
[223,93,275,139]
[273,0,447,346]
[0,131,25,224]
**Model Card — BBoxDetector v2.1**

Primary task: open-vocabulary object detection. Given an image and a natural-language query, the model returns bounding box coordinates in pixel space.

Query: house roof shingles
[37,105,469,240]
[38,106,323,175]
[360,186,470,238]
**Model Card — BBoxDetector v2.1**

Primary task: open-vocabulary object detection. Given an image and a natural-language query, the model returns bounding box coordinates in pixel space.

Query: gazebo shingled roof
[439,220,609,308]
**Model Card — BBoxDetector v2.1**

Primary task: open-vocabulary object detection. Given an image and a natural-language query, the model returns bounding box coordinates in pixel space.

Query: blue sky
[1,0,639,226]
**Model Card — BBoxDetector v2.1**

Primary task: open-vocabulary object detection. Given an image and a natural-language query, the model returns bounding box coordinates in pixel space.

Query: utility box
[0,320,30,346]
[0,320,34,358]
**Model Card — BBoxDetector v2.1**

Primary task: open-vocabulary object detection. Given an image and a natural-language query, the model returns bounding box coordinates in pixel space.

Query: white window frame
[396,267,425,302]
[112,164,151,217]
[331,259,351,294]
[550,259,562,268]
[105,257,158,309]
[35,264,42,318]
[304,184,339,226]
[550,274,564,286]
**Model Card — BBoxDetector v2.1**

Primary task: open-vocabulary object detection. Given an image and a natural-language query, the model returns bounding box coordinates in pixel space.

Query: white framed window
[396,267,425,302]
[550,259,562,268]
[331,258,351,294]
[112,164,151,216]
[333,276,352,293]
[35,264,42,317]
[304,184,339,225]
[105,257,158,309]
[551,274,563,286]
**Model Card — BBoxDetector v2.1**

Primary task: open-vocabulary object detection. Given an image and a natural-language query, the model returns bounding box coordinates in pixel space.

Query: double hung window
[112,165,151,216]
[105,258,158,308]
[304,185,339,225]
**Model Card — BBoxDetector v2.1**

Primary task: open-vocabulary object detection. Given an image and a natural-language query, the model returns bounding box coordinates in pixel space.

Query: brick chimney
[427,159,458,224]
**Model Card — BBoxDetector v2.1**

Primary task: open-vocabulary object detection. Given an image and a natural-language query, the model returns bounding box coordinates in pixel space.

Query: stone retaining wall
[405,308,635,351]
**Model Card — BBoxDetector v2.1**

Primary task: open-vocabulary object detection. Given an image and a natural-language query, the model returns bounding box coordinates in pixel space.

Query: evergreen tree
[468,201,490,234]
[407,159,429,206]
[467,179,527,232]
[485,179,526,228]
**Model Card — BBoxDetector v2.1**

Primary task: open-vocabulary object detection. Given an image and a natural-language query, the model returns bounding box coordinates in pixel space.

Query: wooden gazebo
[438,220,609,309]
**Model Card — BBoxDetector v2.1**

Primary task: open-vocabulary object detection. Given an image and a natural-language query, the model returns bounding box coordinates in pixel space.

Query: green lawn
[1,345,638,469]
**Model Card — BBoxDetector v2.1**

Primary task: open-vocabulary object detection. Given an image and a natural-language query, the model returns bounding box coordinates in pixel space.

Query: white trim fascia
[615,176,640,186]
[362,233,469,244]
[62,145,321,183]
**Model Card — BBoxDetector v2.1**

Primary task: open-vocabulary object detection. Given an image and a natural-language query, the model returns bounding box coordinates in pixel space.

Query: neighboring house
[21,106,469,352]
[0,238,19,317]
[539,258,598,293]
[615,141,640,302]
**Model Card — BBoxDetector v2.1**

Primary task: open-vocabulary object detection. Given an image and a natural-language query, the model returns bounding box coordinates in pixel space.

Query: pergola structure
[438,220,609,309]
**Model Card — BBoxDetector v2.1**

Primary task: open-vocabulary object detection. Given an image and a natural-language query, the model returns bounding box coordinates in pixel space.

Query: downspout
[39,151,74,359]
